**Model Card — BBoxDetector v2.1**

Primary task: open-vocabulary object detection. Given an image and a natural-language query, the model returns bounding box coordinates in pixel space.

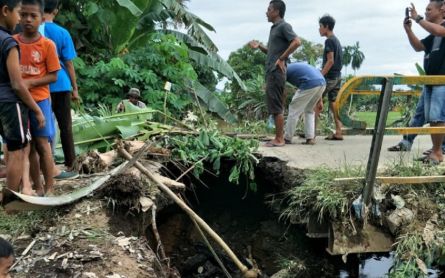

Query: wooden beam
[334,176,445,184]
[385,127,445,135]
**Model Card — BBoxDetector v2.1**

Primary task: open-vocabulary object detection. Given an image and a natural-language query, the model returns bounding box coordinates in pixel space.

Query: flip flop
[388,144,409,152]
[423,148,433,156]
[325,134,344,141]
[301,139,316,145]
[417,156,443,166]
[265,141,285,147]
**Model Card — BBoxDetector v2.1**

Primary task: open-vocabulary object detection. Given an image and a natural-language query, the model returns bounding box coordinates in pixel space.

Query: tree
[342,45,353,76]
[350,42,365,74]
[57,0,242,122]
[292,37,324,66]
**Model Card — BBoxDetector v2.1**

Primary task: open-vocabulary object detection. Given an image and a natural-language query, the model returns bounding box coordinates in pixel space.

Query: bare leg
[272,113,285,145]
[29,143,44,196]
[6,148,25,193]
[430,122,445,162]
[34,137,55,194]
[329,101,343,138]
[314,98,323,137]
[20,145,35,196]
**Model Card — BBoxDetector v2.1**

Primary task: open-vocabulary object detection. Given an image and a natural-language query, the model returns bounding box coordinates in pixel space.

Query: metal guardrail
[335,75,445,132]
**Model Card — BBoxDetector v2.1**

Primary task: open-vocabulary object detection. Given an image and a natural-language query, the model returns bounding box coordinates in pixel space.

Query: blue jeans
[399,87,445,151]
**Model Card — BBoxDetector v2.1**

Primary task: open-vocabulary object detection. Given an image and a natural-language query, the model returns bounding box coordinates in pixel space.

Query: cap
[127,88,140,98]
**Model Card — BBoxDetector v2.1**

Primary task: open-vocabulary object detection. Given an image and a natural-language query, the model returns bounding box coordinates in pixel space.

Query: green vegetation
[163,129,259,187]
[0,210,58,236]
[353,111,403,127]
[279,166,364,222]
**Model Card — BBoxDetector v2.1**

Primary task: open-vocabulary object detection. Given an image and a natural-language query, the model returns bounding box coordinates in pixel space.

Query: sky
[187,0,432,76]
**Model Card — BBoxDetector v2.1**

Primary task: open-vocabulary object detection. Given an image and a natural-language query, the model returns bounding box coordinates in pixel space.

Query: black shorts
[266,69,286,114]
[323,77,342,102]
[0,102,29,151]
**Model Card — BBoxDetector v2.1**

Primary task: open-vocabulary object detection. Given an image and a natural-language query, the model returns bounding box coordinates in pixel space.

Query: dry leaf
[416,258,428,275]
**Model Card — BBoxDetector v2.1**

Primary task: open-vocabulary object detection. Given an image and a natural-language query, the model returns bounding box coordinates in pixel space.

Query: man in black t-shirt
[315,14,344,141]
[402,1,445,164]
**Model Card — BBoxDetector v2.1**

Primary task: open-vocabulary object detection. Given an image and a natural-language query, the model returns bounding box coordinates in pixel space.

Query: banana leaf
[11,162,127,206]
[189,81,237,123]
[188,50,247,91]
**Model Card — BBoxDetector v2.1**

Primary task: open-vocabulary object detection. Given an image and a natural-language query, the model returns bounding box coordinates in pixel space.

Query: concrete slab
[257,135,433,169]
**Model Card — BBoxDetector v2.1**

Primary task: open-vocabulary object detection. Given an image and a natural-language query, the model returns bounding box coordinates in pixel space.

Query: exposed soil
[10,199,159,278]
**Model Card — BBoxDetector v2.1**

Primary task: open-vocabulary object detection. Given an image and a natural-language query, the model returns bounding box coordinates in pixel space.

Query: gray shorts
[323,77,342,102]
[265,69,286,114]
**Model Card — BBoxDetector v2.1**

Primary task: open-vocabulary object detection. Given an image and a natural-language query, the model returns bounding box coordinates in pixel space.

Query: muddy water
[154,163,407,277]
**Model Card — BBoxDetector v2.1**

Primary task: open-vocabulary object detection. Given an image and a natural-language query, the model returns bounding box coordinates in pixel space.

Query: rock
[391,194,406,209]
[271,269,291,278]
[82,273,98,278]
[386,208,415,234]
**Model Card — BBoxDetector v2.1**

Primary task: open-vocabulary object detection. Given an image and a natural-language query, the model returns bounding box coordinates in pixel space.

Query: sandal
[301,139,316,145]
[325,134,343,141]
[388,143,409,152]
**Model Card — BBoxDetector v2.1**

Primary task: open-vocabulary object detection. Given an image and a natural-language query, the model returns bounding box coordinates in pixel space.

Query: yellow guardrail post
[334,75,445,133]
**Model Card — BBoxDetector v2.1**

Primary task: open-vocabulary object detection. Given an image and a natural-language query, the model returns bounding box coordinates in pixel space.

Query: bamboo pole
[118,148,258,278]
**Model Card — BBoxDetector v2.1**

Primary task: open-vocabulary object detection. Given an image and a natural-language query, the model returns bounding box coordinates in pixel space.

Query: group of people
[249,0,344,147]
[0,0,79,197]
[251,0,445,167]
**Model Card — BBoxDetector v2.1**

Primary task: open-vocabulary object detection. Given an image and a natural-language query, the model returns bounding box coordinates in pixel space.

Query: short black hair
[44,0,58,13]
[270,0,286,18]
[430,0,444,8]
[0,238,14,258]
[0,0,21,10]
[22,0,44,13]
[319,14,336,31]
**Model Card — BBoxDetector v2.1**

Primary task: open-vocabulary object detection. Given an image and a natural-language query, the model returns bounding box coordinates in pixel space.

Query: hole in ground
[152,160,401,277]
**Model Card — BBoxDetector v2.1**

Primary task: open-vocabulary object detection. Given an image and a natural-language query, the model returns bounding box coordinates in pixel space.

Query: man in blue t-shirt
[284,63,326,145]
[44,0,79,172]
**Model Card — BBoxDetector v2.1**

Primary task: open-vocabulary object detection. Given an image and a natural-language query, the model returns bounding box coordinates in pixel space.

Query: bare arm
[6,47,45,128]
[248,40,268,54]
[64,60,80,101]
[278,37,301,61]
[418,20,445,37]
[404,19,425,52]
[321,51,334,76]
[24,71,57,89]
[410,3,445,37]
[275,37,301,72]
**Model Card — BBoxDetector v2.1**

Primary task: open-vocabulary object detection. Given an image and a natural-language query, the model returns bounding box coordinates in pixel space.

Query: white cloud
[188,0,431,75]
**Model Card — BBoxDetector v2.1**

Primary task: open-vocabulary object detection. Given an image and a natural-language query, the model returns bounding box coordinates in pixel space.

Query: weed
[0,209,58,236]
[279,166,364,223]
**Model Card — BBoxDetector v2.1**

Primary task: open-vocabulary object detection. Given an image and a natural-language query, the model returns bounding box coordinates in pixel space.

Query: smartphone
[405,7,409,18]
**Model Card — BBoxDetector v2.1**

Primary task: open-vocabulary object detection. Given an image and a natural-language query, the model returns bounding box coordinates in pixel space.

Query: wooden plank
[350,90,421,96]
[334,176,445,184]
[386,127,445,135]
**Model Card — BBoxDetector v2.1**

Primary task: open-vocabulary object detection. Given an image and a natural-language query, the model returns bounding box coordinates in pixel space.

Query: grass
[353,111,403,127]
[0,209,58,236]
[279,166,365,223]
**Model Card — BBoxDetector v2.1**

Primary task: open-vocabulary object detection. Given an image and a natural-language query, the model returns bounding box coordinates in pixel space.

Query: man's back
[287,62,325,90]
[44,22,76,92]
[322,35,342,79]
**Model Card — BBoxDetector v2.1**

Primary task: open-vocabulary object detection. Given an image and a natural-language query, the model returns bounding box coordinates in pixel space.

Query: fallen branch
[151,205,169,274]
[9,239,36,271]
[118,148,258,278]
